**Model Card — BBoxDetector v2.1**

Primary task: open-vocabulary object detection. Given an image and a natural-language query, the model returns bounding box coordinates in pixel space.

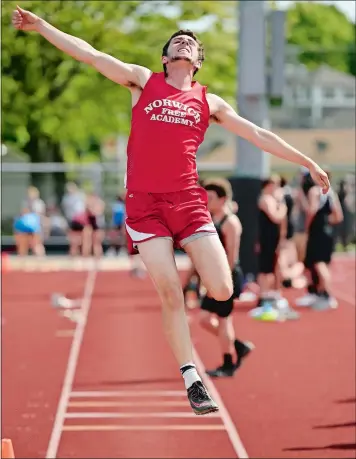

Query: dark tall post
[230,1,270,277]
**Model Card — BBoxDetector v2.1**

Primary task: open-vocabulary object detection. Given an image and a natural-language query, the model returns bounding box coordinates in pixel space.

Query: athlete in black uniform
[198,178,254,378]
[304,174,343,308]
[278,177,305,290]
[281,177,294,242]
[257,177,287,307]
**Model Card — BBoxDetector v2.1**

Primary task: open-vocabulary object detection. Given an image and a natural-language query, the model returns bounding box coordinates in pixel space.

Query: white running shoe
[239,291,257,302]
[249,303,280,322]
[312,296,339,311]
[51,293,79,309]
[275,297,290,310]
[328,297,339,309]
[295,293,318,307]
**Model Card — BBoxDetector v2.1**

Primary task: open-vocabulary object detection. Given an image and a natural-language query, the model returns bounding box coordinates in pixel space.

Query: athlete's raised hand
[11,5,151,88]
[12,5,40,32]
[309,163,330,194]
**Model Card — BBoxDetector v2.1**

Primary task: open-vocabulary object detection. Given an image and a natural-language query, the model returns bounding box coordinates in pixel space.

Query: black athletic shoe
[234,340,255,370]
[187,381,219,415]
[206,365,236,378]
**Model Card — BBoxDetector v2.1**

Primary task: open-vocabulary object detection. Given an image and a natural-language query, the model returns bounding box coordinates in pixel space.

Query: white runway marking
[46,265,249,458]
[46,266,97,459]
[68,400,189,407]
[62,424,225,432]
[65,411,220,419]
[70,390,187,397]
[192,348,249,458]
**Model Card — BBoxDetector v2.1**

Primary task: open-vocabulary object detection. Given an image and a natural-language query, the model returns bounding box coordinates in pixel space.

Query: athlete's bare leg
[314,261,331,293]
[138,237,218,414]
[92,229,104,258]
[15,233,30,256]
[199,311,219,336]
[137,238,193,367]
[218,317,235,355]
[68,231,81,257]
[200,312,235,355]
[81,226,93,257]
[30,233,45,256]
[183,235,233,301]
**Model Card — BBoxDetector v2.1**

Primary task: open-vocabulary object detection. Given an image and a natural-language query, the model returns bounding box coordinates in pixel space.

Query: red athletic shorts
[125,186,216,255]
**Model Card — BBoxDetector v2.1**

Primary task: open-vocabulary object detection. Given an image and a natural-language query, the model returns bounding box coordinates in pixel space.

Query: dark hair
[280,176,287,188]
[261,178,278,190]
[301,173,315,196]
[162,30,205,77]
[204,178,232,200]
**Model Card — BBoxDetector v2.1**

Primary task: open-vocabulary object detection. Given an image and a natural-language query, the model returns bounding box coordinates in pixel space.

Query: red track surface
[2,257,356,458]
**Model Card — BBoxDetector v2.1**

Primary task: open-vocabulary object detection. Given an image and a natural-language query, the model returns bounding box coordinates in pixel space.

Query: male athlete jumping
[13,6,330,415]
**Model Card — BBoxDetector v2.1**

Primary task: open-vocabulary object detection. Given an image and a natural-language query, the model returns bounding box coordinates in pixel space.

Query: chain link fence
[2,160,354,251]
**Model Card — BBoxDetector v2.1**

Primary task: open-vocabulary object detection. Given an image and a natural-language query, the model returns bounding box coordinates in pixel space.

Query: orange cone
[1,439,15,458]
[1,253,10,272]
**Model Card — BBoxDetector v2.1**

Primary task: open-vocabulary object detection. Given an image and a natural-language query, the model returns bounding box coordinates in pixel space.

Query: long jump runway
[2,255,355,458]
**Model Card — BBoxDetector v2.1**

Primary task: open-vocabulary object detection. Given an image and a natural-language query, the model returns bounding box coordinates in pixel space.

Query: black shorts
[201,265,244,318]
[258,242,279,274]
[70,221,84,232]
[88,215,105,231]
[286,223,294,240]
[304,232,334,269]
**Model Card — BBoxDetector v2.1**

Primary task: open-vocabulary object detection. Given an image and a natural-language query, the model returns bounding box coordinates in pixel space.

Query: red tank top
[126,72,210,193]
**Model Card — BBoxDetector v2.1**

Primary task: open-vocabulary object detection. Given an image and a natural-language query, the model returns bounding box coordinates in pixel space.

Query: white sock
[180,362,201,389]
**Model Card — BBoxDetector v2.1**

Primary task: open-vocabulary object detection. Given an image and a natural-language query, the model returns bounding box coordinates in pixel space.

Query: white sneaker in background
[275,297,290,310]
[239,291,257,302]
[51,293,80,309]
[328,297,339,309]
[295,293,317,307]
[312,296,339,311]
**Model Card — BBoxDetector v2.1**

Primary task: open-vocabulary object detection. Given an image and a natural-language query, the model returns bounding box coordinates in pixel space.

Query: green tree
[1,0,237,171]
[286,2,355,75]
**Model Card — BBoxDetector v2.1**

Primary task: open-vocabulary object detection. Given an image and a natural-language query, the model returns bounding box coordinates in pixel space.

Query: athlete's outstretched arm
[12,6,151,88]
[208,94,330,194]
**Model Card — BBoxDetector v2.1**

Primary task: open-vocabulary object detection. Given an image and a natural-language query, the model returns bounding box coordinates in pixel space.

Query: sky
[275,1,356,23]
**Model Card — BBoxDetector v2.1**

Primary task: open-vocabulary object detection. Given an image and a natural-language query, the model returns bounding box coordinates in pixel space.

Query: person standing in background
[107,194,126,256]
[61,182,87,257]
[293,168,310,263]
[303,173,343,309]
[85,191,106,258]
[256,177,287,308]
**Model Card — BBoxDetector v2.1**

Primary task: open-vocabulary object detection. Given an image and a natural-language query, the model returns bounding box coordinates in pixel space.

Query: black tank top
[284,187,294,239]
[259,209,280,247]
[214,214,229,249]
[214,214,241,270]
[309,191,333,237]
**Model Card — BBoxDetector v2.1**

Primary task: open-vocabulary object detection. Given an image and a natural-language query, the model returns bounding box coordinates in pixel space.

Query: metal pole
[230,0,270,276]
[235,0,270,178]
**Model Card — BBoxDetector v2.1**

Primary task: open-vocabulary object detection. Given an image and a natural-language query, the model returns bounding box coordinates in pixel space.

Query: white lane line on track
[68,400,191,407]
[46,266,248,458]
[70,390,187,397]
[65,411,220,418]
[192,348,249,459]
[46,266,97,459]
[62,424,225,432]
